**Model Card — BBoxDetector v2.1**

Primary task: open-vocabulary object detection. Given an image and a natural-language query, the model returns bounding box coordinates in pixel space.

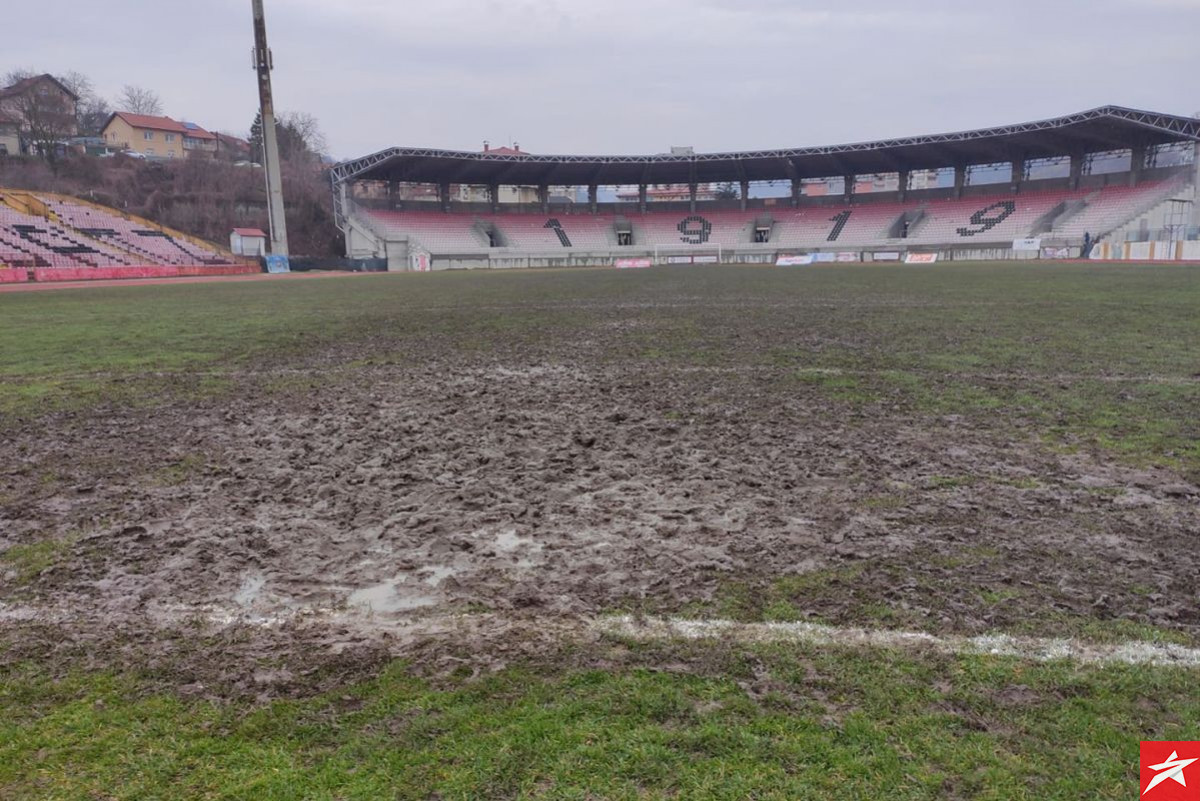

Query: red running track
[0,270,378,294]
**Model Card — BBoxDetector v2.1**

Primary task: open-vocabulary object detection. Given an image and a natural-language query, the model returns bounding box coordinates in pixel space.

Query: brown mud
[2,344,1199,697]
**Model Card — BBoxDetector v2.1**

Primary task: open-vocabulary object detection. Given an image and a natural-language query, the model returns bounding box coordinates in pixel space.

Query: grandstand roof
[333,106,1200,187]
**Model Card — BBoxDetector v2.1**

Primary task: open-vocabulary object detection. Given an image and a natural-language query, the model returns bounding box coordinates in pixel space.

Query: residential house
[0,74,80,153]
[0,112,20,156]
[214,132,252,161]
[455,144,554,203]
[101,112,218,159]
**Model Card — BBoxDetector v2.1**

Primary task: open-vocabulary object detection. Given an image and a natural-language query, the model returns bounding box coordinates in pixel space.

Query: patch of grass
[2,645,1198,799]
[668,566,870,624]
[981,589,1022,605]
[927,475,977,490]
[1,538,71,585]
[1012,615,1197,648]
[1,265,1198,476]
[862,493,910,510]
[151,454,206,487]
[995,475,1042,490]
[681,548,1200,652]
[795,371,882,403]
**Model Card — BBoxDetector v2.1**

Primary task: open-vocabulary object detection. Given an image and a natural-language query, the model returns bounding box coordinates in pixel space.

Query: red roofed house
[101,112,218,159]
[0,74,79,154]
[455,142,545,203]
[214,132,252,161]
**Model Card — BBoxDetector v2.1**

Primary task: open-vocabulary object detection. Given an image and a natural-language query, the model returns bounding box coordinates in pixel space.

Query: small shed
[230,228,268,257]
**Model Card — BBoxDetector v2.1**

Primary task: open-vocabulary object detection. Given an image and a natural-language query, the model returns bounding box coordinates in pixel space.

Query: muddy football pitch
[2,262,1199,798]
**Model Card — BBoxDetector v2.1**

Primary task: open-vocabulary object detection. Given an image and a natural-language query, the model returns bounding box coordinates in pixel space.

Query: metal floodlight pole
[252,0,289,256]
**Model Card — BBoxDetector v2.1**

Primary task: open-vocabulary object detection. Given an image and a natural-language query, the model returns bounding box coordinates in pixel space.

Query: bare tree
[118,85,163,116]
[57,71,110,136]
[252,111,329,164]
[77,96,112,137]
[2,68,36,88]
[715,181,740,200]
[0,71,78,159]
[57,71,93,100]
[277,111,328,158]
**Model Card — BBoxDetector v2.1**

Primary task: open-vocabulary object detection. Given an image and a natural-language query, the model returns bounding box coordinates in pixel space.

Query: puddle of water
[495,530,544,568]
[348,581,437,613]
[496,530,539,552]
[420,565,459,586]
[233,574,266,607]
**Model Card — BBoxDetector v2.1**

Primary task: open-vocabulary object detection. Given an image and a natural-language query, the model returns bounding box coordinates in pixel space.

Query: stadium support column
[1010,156,1025,194]
[638,184,647,213]
[791,178,801,208]
[588,184,598,213]
[689,181,698,213]
[1194,142,1200,230]
[953,164,966,199]
[251,0,288,256]
[538,184,550,214]
[739,179,750,211]
[897,170,909,203]
[488,183,500,213]
[1069,152,1084,190]
[439,181,451,212]
[1129,144,1146,187]
[843,174,854,205]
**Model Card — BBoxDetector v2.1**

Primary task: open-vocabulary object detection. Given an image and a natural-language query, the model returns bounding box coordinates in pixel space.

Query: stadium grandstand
[333,106,1200,270]
[0,191,254,283]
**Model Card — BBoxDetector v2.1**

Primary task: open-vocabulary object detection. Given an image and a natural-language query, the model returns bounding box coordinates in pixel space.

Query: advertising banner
[871,252,901,262]
[811,253,837,263]
[1040,247,1072,260]
[693,255,720,264]
[615,258,653,269]
[1013,238,1042,252]
[905,253,939,264]
[835,252,860,263]
[1128,242,1154,260]
[776,255,814,266]
[265,255,291,274]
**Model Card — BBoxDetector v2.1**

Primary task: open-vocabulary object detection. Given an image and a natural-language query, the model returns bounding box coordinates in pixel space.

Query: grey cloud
[2,0,1197,160]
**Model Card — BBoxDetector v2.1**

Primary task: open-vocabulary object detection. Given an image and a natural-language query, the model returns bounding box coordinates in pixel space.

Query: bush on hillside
[0,155,342,256]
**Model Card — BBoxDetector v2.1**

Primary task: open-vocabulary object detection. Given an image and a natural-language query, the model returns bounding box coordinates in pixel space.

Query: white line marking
[5,600,1198,669]
[594,616,1200,668]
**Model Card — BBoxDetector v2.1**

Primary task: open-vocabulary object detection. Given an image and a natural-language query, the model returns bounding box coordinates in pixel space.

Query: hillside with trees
[0,154,341,256]
[0,68,342,256]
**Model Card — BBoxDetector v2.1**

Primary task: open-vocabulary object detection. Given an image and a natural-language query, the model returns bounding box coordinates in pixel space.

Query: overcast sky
[5,0,1199,160]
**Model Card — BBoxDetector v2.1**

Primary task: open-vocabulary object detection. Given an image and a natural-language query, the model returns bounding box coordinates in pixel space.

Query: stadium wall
[421,246,1082,271]
[17,264,260,283]
[1090,240,1200,261]
[414,239,1200,269]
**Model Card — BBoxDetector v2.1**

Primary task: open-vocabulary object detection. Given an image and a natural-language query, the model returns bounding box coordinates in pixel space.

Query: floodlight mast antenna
[251,0,289,256]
